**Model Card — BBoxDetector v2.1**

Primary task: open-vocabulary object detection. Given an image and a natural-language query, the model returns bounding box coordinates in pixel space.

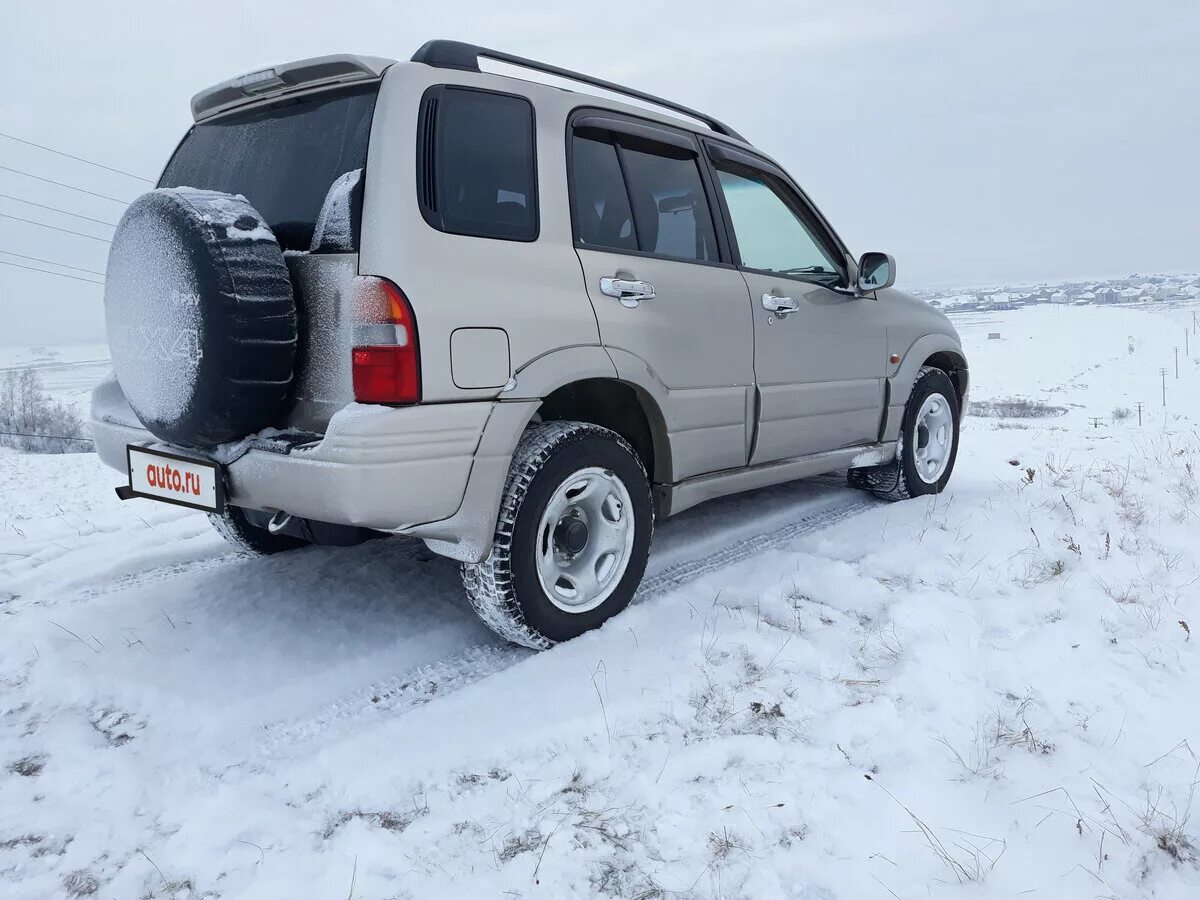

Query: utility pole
[1135,400,1144,426]
[1187,330,1191,356]
[1176,346,1181,378]
[1090,416,1103,429]
[1160,367,1168,406]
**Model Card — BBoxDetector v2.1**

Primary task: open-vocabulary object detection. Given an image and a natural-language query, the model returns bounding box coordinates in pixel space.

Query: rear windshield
[159,84,377,252]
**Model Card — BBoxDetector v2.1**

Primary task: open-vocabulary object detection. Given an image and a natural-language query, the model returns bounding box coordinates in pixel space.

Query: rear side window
[571,137,636,252]
[620,146,718,262]
[159,85,376,252]
[418,87,538,241]
[569,129,718,263]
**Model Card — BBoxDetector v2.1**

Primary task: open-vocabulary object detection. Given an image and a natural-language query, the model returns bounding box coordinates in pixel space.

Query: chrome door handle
[600,276,656,308]
[761,293,800,316]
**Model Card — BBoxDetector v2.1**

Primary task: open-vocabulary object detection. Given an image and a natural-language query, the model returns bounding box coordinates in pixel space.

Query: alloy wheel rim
[913,392,954,484]
[535,466,636,613]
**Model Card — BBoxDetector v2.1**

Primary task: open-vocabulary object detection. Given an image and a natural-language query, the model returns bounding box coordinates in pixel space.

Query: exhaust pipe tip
[258,508,375,546]
[267,510,293,535]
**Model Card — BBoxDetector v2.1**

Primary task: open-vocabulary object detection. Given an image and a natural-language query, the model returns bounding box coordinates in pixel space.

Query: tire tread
[461,421,652,649]
[850,365,954,502]
[207,506,307,555]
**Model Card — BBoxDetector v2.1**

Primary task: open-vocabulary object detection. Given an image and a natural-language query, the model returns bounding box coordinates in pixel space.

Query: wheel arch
[920,349,969,405]
[884,334,969,441]
[536,377,671,486]
[504,346,672,486]
[414,358,672,564]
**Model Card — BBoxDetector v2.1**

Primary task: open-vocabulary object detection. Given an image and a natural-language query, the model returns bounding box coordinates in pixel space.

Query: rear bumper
[91,377,536,558]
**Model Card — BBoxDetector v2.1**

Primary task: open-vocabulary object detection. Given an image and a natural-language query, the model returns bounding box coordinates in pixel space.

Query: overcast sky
[1,0,1197,346]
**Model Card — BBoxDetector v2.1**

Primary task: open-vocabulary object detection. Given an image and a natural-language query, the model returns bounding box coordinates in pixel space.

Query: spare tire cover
[104,188,297,448]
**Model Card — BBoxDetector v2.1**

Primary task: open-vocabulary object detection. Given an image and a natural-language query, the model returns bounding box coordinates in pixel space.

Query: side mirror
[857,252,896,293]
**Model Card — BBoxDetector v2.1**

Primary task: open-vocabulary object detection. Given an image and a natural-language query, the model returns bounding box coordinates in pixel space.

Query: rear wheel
[850,366,961,501]
[462,421,654,649]
[207,506,309,555]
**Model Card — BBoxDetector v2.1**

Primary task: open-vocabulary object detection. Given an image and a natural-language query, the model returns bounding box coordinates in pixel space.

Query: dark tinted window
[569,127,718,263]
[620,146,718,262]
[159,85,376,252]
[571,137,636,252]
[420,87,538,241]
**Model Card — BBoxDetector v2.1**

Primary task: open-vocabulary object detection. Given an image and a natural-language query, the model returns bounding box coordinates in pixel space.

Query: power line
[0,429,94,445]
[0,164,131,204]
[0,130,153,183]
[0,249,105,276]
[0,192,117,227]
[0,212,112,243]
[0,258,104,285]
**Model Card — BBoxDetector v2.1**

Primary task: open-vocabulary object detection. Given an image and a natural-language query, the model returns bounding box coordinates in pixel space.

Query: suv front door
[569,116,755,481]
[708,145,886,464]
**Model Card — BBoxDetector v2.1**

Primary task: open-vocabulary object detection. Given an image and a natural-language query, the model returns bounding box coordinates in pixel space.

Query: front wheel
[850,366,961,501]
[462,421,654,649]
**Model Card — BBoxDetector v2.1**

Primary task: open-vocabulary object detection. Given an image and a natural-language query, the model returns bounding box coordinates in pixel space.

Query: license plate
[126,445,223,512]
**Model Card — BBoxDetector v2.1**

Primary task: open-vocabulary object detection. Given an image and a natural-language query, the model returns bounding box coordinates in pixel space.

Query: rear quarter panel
[358,62,601,403]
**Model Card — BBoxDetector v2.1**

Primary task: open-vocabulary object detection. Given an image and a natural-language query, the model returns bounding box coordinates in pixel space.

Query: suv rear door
[706,143,886,464]
[159,84,379,430]
[568,114,755,480]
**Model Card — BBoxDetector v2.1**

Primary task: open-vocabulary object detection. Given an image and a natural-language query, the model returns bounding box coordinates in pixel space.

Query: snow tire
[462,421,654,649]
[207,506,309,555]
[849,366,961,501]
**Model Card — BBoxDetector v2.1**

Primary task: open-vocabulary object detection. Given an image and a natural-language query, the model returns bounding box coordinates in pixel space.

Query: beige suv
[92,40,969,648]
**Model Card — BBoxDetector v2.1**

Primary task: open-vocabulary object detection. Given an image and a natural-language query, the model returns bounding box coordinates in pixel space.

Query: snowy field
[2,302,1200,898]
[0,344,111,416]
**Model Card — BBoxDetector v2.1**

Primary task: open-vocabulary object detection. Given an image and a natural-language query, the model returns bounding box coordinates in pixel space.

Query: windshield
[159,84,377,252]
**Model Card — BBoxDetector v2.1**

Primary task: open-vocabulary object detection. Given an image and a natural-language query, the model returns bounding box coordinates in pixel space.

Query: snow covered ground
[0,344,111,416]
[2,302,1199,898]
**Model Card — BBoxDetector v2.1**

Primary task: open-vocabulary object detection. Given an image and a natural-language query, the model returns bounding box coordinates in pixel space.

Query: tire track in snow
[635,496,877,597]
[253,644,527,759]
[72,553,239,602]
[33,530,432,611]
[2,546,236,614]
[253,494,878,759]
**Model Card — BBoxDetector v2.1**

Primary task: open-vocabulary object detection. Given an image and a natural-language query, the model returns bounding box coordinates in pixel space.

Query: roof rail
[410,40,746,143]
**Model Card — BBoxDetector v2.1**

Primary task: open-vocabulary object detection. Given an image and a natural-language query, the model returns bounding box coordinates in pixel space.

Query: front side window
[570,131,718,263]
[419,87,538,241]
[714,167,841,282]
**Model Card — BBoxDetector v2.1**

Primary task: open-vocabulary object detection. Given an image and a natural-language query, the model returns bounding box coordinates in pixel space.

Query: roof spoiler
[411,39,746,143]
[191,54,396,122]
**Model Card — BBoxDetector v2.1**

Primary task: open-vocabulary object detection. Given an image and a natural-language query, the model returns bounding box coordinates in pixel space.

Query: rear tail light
[351,277,420,404]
